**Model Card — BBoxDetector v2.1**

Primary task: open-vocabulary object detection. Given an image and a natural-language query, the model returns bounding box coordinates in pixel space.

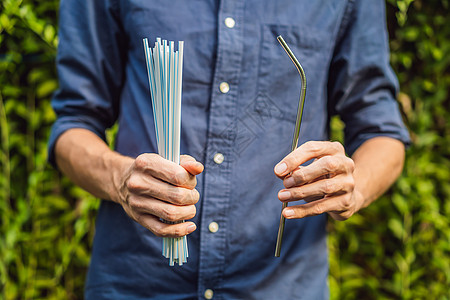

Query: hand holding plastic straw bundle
[142,37,186,266]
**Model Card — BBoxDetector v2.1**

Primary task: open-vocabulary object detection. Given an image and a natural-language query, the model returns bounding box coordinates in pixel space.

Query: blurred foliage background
[0,0,449,299]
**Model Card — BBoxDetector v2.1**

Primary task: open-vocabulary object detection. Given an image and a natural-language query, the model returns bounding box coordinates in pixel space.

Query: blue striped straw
[142,37,187,266]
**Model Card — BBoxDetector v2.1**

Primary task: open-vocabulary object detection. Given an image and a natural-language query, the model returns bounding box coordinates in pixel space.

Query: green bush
[0,1,99,299]
[0,0,448,299]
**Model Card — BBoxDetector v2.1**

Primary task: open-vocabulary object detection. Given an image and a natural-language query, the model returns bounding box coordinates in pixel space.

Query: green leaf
[389,218,405,240]
[36,79,58,98]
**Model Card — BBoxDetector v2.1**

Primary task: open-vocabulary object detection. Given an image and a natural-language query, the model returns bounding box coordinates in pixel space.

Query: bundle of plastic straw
[142,37,186,266]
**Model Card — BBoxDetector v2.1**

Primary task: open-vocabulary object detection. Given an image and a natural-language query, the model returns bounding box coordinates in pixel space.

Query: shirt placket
[197,0,244,299]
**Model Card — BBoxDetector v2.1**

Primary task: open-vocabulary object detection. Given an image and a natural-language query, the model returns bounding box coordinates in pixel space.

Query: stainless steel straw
[274,35,307,257]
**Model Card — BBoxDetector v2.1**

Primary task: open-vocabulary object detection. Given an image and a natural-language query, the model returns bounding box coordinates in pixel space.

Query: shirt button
[204,289,214,299]
[208,222,219,233]
[219,82,229,94]
[224,17,235,28]
[213,153,224,165]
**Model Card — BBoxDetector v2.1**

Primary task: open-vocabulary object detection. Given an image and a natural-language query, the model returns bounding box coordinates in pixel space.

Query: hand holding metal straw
[274,35,307,257]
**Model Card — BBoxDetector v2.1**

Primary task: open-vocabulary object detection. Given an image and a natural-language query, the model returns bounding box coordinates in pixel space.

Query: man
[49,0,410,299]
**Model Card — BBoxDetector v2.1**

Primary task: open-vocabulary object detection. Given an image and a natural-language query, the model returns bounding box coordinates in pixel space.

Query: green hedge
[0,1,99,299]
[0,0,449,299]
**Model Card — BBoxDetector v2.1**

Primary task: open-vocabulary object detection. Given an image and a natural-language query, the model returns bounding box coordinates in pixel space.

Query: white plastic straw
[143,37,187,266]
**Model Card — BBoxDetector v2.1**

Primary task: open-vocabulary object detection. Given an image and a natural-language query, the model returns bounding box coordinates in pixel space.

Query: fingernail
[278,190,291,201]
[187,224,196,234]
[275,162,287,175]
[284,209,294,218]
[284,177,295,188]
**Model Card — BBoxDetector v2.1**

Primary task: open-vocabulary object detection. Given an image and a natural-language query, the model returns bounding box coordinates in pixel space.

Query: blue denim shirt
[49,0,410,299]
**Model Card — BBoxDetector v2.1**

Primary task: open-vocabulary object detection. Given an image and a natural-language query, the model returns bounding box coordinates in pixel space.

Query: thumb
[180,155,204,176]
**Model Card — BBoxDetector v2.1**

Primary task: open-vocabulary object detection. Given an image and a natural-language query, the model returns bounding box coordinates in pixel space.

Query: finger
[134,153,196,188]
[137,214,197,238]
[127,173,200,205]
[180,155,204,176]
[278,175,354,202]
[282,196,345,219]
[127,195,197,222]
[274,141,345,177]
[283,155,354,188]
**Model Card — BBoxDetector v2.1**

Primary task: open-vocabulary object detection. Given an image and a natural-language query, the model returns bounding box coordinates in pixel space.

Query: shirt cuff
[47,115,107,168]
[344,101,411,156]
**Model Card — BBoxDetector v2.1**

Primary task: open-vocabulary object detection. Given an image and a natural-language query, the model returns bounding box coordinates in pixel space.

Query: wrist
[104,151,134,204]
[352,188,366,213]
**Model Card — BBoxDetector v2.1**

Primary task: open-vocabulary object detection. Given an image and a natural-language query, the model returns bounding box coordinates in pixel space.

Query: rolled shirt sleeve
[48,0,125,167]
[327,1,410,155]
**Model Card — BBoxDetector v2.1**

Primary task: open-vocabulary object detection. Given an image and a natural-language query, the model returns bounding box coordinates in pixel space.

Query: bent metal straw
[274,35,307,257]
[143,37,186,266]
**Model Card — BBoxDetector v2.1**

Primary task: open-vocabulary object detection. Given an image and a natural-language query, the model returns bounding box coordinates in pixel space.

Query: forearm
[351,136,405,211]
[54,128,134,203]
